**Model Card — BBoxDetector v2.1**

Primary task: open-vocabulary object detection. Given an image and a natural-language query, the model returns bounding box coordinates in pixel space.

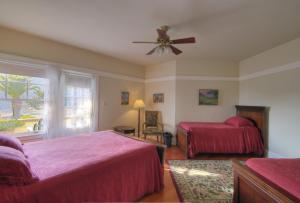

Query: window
[0,59,98,138]
[0,73,48,135]
[63,73,93,131]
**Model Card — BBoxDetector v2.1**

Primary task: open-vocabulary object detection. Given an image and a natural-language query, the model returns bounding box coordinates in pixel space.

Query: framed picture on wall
[153,93,164,103]
[199,89,218,105]
[121,91,129,105]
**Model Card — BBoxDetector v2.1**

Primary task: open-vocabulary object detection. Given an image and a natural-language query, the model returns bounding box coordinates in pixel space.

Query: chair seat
[143,128,163,135]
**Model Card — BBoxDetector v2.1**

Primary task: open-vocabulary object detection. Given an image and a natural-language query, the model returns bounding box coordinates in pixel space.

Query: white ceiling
[0,0,300,66]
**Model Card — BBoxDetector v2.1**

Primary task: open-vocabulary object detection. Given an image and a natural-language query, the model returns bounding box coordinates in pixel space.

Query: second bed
[177,105,266,158]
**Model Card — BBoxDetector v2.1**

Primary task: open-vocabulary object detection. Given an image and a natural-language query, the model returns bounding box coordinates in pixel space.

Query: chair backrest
[145,111,159,127]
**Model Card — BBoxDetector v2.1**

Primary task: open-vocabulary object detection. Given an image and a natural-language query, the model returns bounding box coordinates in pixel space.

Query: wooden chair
[142,111,164,143]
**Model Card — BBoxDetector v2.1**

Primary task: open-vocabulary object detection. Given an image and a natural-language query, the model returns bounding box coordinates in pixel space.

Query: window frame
[0,73,48,136]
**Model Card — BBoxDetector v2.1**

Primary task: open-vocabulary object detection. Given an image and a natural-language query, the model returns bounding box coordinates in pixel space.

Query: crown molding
[1,53,299,84]
[0,58,49,69]
[239,61,300,81]
[145,76,176,83]
[96,70,144,82]
[0,53,144,83]
[146,61,300,83]
[177,75,238,81]
[145,75,238,83]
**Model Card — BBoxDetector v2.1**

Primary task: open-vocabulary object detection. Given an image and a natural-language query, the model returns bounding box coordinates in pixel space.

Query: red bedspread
[179,122,264,157]
[0,131,163,203]
[246,158,300,201]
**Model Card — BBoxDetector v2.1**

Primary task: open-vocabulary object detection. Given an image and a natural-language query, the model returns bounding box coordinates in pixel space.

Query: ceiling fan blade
[169,45,182,55]
[146,46,158,55]
[132,41,157,44]
[171,37,196,44]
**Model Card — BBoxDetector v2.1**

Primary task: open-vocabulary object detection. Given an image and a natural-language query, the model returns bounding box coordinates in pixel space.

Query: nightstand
[113,126,135,136]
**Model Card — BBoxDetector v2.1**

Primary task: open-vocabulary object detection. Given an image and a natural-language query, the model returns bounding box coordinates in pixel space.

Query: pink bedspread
[179,122,264,157]
[0,131,163,203]
[246,158,300,201]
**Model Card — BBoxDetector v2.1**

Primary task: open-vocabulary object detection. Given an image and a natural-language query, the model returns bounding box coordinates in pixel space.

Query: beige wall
[145,81,176,133]
[145,60,176,79]
[175,80,238,124]
[99,77,144,131]
[145,61,176,136]
[239,36,300,158]
[0,26,144,78]
[240,37,300,76]
[3,24,299,156]
[176,59,239,77]
[0,25,145,132]
[145,59,239,139]
[175,59,239,126]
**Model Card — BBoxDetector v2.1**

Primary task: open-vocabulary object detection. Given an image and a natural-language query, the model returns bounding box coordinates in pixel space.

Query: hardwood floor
[139,145,255,202]
[140,147,182,202]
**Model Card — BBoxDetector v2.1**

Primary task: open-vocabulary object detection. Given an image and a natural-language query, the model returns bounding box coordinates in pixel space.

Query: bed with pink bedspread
[233,158,300,202]
[177,106,267,158]
[178,120,264,158]
[0,131,164,203]
[246,158,300,201]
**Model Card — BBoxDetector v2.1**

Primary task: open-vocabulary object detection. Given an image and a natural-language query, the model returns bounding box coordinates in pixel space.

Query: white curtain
[55,71,98,136]
[45,67,60,138]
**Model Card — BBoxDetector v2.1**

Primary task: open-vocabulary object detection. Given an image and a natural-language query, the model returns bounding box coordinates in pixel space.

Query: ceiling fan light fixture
[155,46,164,56]
[165,45,172,54]
[154,45,172,56]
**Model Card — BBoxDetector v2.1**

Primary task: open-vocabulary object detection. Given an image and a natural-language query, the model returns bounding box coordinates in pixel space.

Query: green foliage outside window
[0,74,44,119]
[0,119,24,131]
[0,73,46,134]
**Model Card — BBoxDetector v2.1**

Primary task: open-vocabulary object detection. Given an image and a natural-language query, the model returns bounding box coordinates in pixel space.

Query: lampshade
[133,99,145,109]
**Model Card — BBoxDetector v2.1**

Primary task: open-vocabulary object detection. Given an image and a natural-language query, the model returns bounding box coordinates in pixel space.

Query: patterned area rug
[168,160,233,203]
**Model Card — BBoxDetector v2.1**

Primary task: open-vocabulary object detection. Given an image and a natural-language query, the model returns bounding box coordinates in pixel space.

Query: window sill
[17,133,45,144]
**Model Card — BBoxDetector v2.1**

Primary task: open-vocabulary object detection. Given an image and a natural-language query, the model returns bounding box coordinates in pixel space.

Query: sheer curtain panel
[58,71,98,136]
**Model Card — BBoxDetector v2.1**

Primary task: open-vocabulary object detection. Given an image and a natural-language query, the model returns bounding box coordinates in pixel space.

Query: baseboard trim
[265,149,285,158]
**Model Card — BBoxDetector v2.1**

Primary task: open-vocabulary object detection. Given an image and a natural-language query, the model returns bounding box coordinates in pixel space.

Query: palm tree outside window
[0,73,48,135]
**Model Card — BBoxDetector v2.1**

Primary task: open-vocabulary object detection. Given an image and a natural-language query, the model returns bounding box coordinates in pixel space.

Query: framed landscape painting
[153,93,164,103]
[199,89,218,105]
[121,91,129,105]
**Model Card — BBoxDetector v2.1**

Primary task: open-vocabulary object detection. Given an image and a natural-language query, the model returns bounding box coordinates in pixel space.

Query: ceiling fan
[132,25,196,55]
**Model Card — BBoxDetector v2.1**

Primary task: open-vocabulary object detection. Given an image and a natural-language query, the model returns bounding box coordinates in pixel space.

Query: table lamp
[134,99,145,137]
